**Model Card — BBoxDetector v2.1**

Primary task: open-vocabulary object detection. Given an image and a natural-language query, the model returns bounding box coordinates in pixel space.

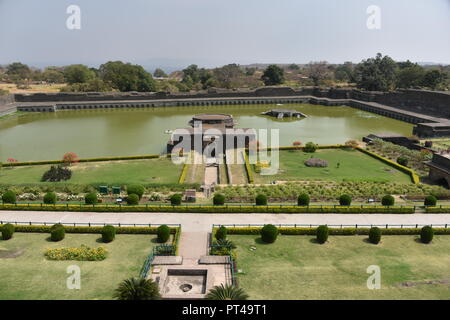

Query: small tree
[126,194,139,205]
[50,224,65,242]
[127,185,145,199]
[1,190,16,204]
[255,194,268,206]
[381,195,395,206]
[62,152,79,166]
[339,194,352,206]
[213,194,225,206]
[420,226,434,244]
[1,223,15,240]
[170,194,182,205]
[397,156,408,167]
[345,139,359,149]
[316,225,329,244]
[114,277,161,300]
[102,225,116,243]
[297,193,310,206]
[368,227,381,244]
[303,142,317,153]
[261,224,278,243]
[424,195,437,206]
[261,65,284,86]
[157,225,171,243]
[43,192,57,205]
[215,226,227,241]
[85,193,98,205]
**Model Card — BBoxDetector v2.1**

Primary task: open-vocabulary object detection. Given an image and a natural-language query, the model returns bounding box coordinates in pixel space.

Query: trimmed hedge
[126,194,140,205]
[1,223,15,240]
[85,193,98,205]
[297,193,310,206]
[215,226,227,241]
[1,190,16,204]
[316,225,329,244]
[255,194,268,206]
[101,225,116,243]
[213,194,226,206]
[127,185,145,199]
[157,225,171,243]
[170,194,182,205]
[179,163,189,184]
[339,194,352,206]
[261,224,278,243]
[243,151,254,184]
[425,206,450,213]
[50,224,65,242]
[420,226,434,244]
[381,195,395,206]
[369,227,381,244]
[424,195,437,206]
[43,192,57,205]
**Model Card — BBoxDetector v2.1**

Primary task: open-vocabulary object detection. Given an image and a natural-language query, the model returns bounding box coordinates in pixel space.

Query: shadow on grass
[414,237,431,244]
[254,237,273,245]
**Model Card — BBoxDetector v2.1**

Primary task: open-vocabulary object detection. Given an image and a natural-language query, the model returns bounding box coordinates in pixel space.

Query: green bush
[339,194,352,206]
[297,193,310,206]
[420,226,433,244]
[170,194,182,205]
[127,185,145,199]
[101,225,116,243]
[381,195,395,206]
[215,226,227,241]
[1,223,15,240]
[303,142,317,153]
[424,195,437,206]
[261,224,278,243]
[126,194,139,205]
[45,245,107,261]
[397,156,408,167]
[50,224,65,242]
[43,192,57,205]
[213,194,225,206]
[2,190,16,204]
[85,193,98,205]
[157,225,171,243]
[368,227,381,244]
[316,225,329,244]
[255,194,268,206]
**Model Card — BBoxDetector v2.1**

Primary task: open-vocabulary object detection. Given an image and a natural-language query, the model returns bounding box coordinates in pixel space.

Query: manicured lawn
[254,149,411,183]
[0,158,182,185]
[0,232,157,300]
[231,235,450,300]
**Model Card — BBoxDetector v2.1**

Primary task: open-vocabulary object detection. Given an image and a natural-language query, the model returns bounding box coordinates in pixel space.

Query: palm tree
[206,284,248,300]
[113,277,161,300]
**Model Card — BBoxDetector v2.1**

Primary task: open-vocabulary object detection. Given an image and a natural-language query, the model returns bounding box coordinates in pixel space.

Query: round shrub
[339,194,352,206]
[368,227,381,244]
[1,190,16,204]
[255,194,268,206]
[420,226,434,244]
[126,193,139,205]
[424,195,437,206]
[397,156,408,167]
[170,194,182,206]
[127,185,145,199]
[43,192,57,205]
[50,224,65,242]
[157,225,171,243]
[297,193,310,206]
[85,193,98,205]
[213,194,225,206]
[1,223,15,240]
[381,195,395,206]
[316,225,329,244]
[101,225,116,243]
[303,142,317,153]
[261,224,278,243]
[215,226,227,241]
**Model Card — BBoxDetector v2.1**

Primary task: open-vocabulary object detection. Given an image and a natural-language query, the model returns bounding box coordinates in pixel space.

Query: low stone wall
[0,94,16,116]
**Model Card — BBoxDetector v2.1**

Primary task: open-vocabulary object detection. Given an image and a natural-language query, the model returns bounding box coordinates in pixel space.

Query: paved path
[1,211,450,232]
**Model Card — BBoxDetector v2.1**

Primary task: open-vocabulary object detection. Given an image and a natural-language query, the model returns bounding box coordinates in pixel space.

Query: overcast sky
[0,0,449,71]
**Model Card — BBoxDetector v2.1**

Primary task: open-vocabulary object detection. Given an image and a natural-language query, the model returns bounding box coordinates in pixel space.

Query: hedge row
[2,154,161,167]
[178,163,189,184]
[0,204,415,213]
[215,227,450,236]
[425,207,450,213]
[243,151,254,184]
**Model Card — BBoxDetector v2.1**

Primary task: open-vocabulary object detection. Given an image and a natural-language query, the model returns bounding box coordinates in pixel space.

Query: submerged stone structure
[262,108,307,119]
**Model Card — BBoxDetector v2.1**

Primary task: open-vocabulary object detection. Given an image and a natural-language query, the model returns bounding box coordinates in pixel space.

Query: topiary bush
[381,195,395,206]
[101,225,116,243]
[43,192,57,205]
[215,226,227,241]
[2,190,16,204]
[368,227,381,244]
[213,194,225,206]
[420,226,434,244]
[1,223,15,240]
[316,225,329,244]
[50,224,65,242]
[339,194,352,206]
[261,224,278,243]
[255,194,268,206]
[424,195,437,206]
[157,225,170,243]
[397,156,408,167]
[170,194,182,205]
[85,193,98,205]
[297,193,310,206]
[127,185,145,199]
[126,194,139,205]
[303,142,317,153]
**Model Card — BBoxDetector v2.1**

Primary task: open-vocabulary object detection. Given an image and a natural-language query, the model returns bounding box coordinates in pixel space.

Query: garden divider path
[178,231,209,265]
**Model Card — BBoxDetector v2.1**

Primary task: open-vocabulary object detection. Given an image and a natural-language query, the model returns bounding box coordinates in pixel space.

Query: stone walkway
[178,231,209,265]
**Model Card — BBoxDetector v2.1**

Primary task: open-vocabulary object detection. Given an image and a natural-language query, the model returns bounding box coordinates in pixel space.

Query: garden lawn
[231,235,450,300]
[254,149,411,183]
[0,232,157,300]
[0,158,182,185]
